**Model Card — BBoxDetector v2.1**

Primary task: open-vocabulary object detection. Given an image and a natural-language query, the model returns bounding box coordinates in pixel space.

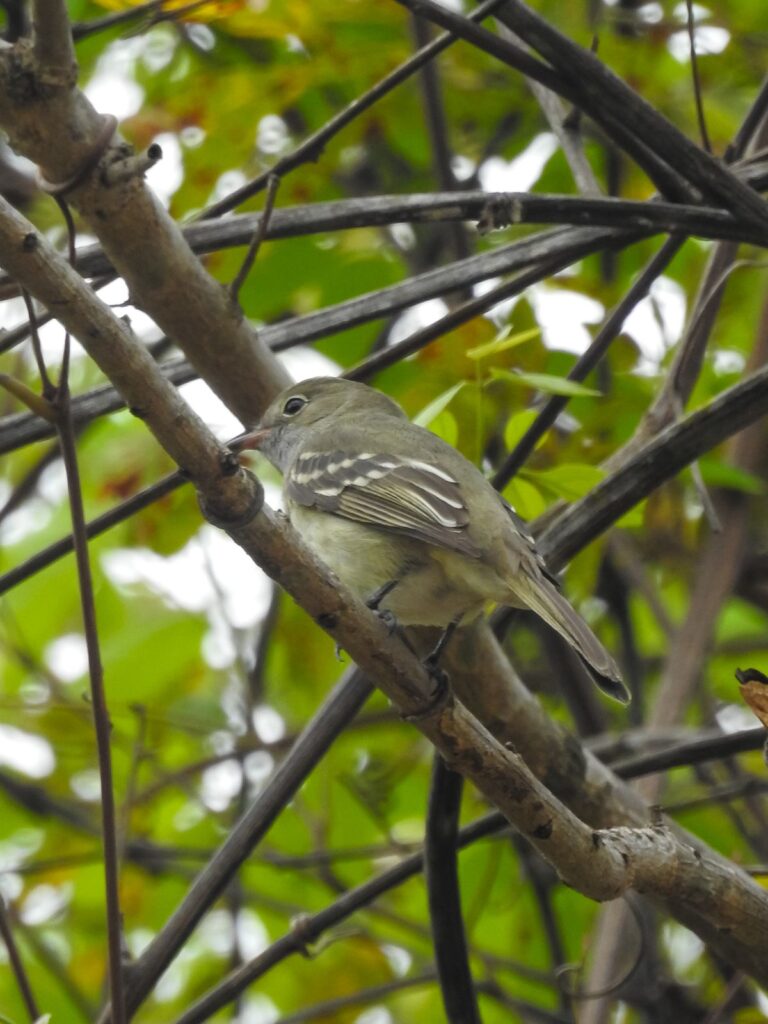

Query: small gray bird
[237,376,628,703]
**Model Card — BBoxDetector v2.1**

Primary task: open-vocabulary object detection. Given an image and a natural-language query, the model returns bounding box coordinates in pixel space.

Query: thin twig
[726,75,768,162]
[198,0,508,219]
[410,13,471,266]
[71,0,211,40]
[31,0,76,71]
[492,234,684,488]
[0,897,41,1022]
[0,468,179,594]
[24,176,129,1021]
[54,379,127,1024]
[20,290,54,396]
[229,174,280,306]
[109,669,374,1021]
[685,0,711,153]
[511,839,571,1015]
[119,704,149,870]
[12,917,95,1021]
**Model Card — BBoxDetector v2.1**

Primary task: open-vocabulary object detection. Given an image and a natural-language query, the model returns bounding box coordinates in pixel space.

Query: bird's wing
[286,450,482,556]
[500,496,560,586]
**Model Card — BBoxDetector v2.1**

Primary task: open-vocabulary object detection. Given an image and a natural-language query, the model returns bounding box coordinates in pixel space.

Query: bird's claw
[424,655,450,697]
[402,662,453,723]
[376,608,399,635]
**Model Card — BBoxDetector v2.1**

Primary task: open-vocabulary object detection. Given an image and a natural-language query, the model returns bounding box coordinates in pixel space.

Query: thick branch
[0,35,287,423]
[0,191,761,292]
[3,177,768,1013]
[537,364,768,568]
[32,0,76,72]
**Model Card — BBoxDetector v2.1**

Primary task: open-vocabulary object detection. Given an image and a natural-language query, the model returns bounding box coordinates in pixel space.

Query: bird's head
[231,377,405,470]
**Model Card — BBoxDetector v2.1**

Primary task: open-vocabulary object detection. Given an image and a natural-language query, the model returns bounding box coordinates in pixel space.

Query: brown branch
[53,378,127,1024]
[0,26,288,424]
[485,0,768,226]
[229,174,280,306]
[22,208,128,1017]
[3,130,768,1017]
[6,188,763,292]
[0,897,41,1022]
[31,0,75,73]
[684,0,711,153]
[198,0,508,219]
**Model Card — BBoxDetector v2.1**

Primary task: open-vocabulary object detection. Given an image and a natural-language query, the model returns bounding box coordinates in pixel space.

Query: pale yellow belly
[289,504,496,627]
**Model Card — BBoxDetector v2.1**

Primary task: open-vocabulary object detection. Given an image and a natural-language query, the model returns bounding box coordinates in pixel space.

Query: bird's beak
[228,426,271,453]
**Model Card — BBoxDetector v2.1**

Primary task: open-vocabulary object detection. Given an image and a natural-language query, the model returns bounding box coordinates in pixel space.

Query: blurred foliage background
[1,1,768,1022]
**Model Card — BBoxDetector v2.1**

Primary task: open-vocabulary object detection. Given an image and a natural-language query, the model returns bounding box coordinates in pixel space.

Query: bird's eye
[282,395,307,416]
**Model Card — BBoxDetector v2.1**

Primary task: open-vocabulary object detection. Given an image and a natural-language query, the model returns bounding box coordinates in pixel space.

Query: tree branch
[31,0,75,73]
[0,27,288,423]
[3,113,768,1018]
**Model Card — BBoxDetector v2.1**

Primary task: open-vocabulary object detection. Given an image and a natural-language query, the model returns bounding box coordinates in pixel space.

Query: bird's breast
[288,504,488,627]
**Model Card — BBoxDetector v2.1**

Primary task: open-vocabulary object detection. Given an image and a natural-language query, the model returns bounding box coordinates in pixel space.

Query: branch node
[289,913,316,958]
[35,113,118,197]
[103,144,163,187]
[197,468,264,530]
[477,193,523,234]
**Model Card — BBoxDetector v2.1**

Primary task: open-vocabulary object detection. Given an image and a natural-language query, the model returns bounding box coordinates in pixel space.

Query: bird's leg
[414,617,461,713]
[400,626,458,724]
[365,578,401,635]
[424,617,460,672]
[366,578,400,609]
[335,580,401,658]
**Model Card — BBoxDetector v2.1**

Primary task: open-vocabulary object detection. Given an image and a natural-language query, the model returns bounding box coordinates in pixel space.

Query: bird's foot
[402,656,453,723]
[375,608,399,635]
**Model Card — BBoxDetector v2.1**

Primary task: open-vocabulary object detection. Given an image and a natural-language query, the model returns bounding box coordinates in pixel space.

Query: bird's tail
[509,572,630,704]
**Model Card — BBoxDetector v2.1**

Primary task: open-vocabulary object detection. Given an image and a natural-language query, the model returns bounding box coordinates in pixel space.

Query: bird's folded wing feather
[287,451,481,556]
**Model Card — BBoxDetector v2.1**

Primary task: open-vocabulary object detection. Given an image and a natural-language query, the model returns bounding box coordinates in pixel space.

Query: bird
[235,376,628,703]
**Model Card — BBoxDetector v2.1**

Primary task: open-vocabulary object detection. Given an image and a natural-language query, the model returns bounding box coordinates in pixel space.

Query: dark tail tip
[584,660,631,704]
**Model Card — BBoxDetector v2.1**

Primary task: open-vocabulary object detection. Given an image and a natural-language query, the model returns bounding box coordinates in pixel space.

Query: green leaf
[502,476,547,519]
[524,463,605,501]
[424,409,458,446]
[616,500,645,528]
[466,326,540,361]
[503,409,539,450]
[414,381,466,428]
[699,458,766,495]
[491,368,602,397]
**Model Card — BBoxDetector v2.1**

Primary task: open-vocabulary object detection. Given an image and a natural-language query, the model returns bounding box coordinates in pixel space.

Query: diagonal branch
[0,17,288,423]
[4,177,768,1014]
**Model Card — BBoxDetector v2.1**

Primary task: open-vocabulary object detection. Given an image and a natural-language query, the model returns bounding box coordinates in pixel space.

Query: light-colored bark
[0,29,288,425]
[2,189,768,997]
